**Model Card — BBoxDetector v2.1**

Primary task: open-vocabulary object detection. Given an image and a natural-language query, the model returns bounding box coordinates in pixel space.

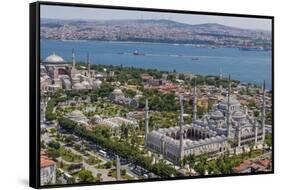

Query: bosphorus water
[41,39,272,89]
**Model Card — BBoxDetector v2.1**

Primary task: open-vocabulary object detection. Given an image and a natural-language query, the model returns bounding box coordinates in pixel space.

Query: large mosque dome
[232,110,246,120]
[43,53,65,64]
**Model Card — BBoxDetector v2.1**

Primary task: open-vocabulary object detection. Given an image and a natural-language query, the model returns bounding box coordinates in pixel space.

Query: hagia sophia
[40,50,102,92]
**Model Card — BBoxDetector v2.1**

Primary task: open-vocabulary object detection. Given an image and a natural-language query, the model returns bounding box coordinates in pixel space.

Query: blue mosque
[146,77,266,164]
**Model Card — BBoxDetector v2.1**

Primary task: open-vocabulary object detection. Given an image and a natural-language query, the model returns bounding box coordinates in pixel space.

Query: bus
[98,150,107,157]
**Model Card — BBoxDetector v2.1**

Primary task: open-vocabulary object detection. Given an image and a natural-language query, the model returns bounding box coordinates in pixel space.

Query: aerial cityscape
[40,5,273,186]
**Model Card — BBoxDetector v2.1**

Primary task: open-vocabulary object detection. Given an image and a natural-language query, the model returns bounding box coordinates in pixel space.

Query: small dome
[43,53,65,63]
[211,110,224,119]
[72,83,86,90]
[93,115,101,120]
[232,110,246,119]
[94,79,102,84]
[112,88,123,95]
[81,81,90,86]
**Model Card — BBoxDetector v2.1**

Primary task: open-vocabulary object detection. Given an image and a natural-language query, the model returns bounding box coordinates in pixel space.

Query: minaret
[261,80,266,142]
[87,53,91,74]
[72,48,76,69]
[237,122,241,147]
[219,68,223,92]
[192,81,197,122]
[116,155,121,180]
[226,74,231,139]
[179,96,184,162]
[254,121,258,145]
[144,98,149,145]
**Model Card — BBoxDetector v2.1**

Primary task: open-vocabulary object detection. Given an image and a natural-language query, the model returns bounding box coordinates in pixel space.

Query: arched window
[58,68,67,75]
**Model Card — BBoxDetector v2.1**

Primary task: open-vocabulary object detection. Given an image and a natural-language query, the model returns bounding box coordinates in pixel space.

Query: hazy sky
[41,5,271,31]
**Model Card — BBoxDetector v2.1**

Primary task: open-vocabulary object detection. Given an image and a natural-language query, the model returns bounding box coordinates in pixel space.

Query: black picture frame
[30,1,274,189]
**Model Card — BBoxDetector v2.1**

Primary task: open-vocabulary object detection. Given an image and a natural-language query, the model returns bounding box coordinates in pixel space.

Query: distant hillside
[40,18,271,47]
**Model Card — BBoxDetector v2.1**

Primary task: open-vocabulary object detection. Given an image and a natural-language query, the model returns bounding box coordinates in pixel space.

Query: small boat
[117,52,124,55]
[191,57,199,60]
[133,50,145,56]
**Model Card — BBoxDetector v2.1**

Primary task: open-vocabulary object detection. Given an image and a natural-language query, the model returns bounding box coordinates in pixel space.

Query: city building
[94,116,139,130]
[40,151,56,185]
[66,110,89,125]
[109,88,138,107]
[233,159,271,173]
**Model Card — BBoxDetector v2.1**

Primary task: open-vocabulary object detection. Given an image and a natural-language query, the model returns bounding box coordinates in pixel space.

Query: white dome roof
[93,79,102,85]
[44,53,65,63]
[93,115,101,119]
[81,81,90,86]
[73,83,86,90]
[112,88,123,95]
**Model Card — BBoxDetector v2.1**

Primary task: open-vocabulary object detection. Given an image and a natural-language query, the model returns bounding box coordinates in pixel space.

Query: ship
[238,47,265,51]
[191,57,200,60]
[133,50,145,56]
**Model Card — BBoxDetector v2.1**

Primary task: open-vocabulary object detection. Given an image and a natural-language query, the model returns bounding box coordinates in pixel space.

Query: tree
[121,169,127,176]
[74,144,81,151]
[58,117,77,132]
[254,110,260,117]
[48,140,60,150]
[59,161,64,169]
[265,133,272,147]
[194,154,208,175]
[186,154,196,171]
[152,159,178,177]
[64,136,76,146]
[120,123,129,139]
[47,149,60,160]
[207,160,219,175]
[105,161,113,169]
[49,128,57,136]
[46,99,57,121]
[96,173,102,182]
[78,169,94,183]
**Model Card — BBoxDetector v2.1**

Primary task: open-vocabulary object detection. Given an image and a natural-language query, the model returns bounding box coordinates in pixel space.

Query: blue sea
[41,39,272,89]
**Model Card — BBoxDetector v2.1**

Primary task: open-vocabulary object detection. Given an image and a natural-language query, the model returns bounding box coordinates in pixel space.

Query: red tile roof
[233,160,253,173]
[257,159,271,168]
[41,157,55,168]
[40,150,55,168]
